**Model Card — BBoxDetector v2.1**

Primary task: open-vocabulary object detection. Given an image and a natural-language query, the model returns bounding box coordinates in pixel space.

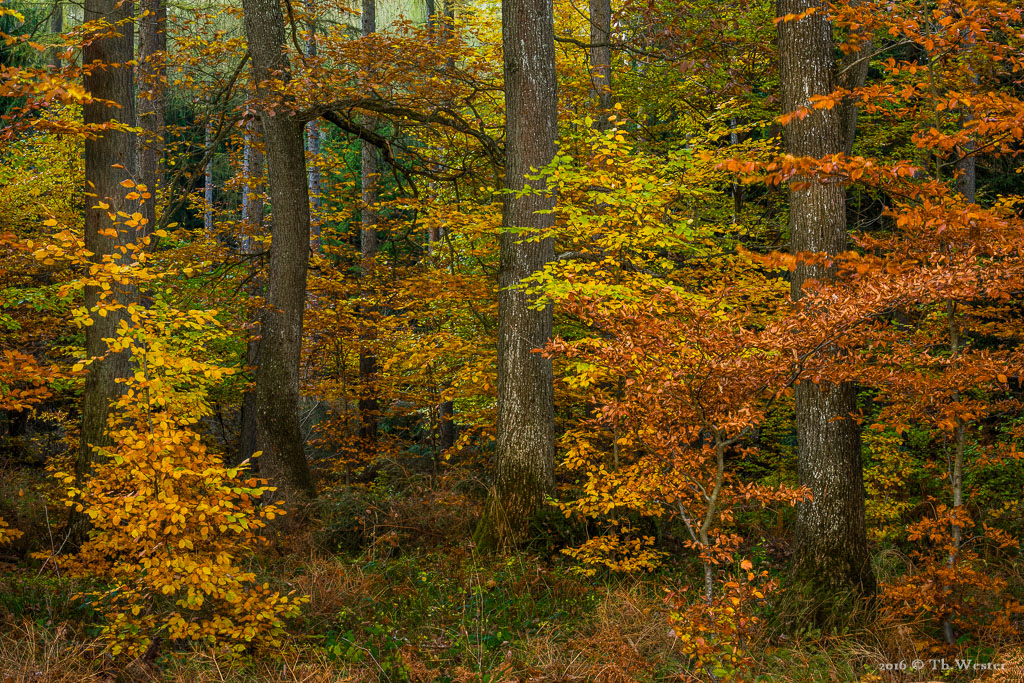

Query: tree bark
[588,0,612,129]
[136,0,165,241]
[358,0,380,453]
[474,0,558,551]
[204,121,214,233]
[836,0,871,157]
[241,0,316,507]
[777,0,875,625]
[305,3,323,252]
[49,1,62,70]
[438,396,455,452]
[74,0,138,543]
[237,114,267,466]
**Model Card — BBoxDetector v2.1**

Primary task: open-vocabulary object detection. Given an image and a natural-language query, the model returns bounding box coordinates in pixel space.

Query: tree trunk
[305,4,323,252]
[73,0,138,544]
[204,122,214,233]
[777,0,875,625]
[237,114,267,465]
[49,2,62,70]
[241,0,317,507]
[306,119,322,252]
[136,0,165,242]
[588,0,612,129]
[473,0,558,551]
[836,0,871,157]
[358,0,380,453]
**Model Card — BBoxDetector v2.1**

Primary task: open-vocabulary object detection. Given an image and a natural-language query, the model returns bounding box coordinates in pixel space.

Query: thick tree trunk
[588,0,612,129]
[777,0,875,624]
[136,0,165,241]
[474,0,558,551]
[74,0,138,543]
[241,0,316,507]
[358,0,379,452]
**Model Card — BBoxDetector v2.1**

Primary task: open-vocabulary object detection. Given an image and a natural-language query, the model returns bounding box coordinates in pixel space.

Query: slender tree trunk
[305,4,322,252]
[241,122,253,236]
[943,32,974,641]
[836,0,871,157]
[136,0,165,242]
[444,0,455,71]
[358,0,380,452]
[241,0,316,507]
[473,0,558,551]
[204,122,215,233]
[240,114,266,250]
[73,0,138,544]
[49,2,62,69]
[588,0,612,129]
[238,115,267,465]
[730,118,744,223]
[306,119,322,251]
[438,394,455,451]
[425,0,441,253]
[777,0,875,625]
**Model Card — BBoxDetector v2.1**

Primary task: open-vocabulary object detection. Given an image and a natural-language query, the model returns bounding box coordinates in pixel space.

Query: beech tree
[777,0,875,620]
[75,0,139,535]
[240,0,316,505]
[474,0,559,550]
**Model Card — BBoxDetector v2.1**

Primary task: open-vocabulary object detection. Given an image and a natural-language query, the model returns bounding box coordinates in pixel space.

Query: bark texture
[74,0,138,542]
[241,0,316,506]
[777,0,875,624]
[49,2,62,69]
[136,0,165,240]
[474,0,558,551]
[305,5,323,251]
[588,0,612,129]
[836,0,871,156]
[237,115,266,465]
[203,121,214,233]
[359,0,380,451]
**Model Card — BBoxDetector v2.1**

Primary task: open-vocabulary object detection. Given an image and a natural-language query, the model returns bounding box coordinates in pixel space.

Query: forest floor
[0,467,1021,682]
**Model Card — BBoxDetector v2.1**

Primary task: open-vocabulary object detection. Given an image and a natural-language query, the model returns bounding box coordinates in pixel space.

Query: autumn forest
[1,0,1024,679]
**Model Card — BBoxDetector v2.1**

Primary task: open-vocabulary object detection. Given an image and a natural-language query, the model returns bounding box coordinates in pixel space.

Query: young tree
[776,0,875,621]
[240,0,316,506]
[474,0,558,550]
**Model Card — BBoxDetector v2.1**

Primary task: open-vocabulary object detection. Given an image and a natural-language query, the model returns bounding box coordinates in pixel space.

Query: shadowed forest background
[1,0,1024,679]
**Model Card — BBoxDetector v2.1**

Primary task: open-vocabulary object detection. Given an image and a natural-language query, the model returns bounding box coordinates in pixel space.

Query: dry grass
[512,583,682,682]
[0,621,108,682]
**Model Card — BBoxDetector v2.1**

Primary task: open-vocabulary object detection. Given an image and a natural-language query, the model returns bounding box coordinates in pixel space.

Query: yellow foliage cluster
[40,387,305,658]
[26,201,307,658]
[669,564,776,681]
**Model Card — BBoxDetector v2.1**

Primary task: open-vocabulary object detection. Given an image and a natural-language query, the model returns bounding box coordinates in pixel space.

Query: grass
[1,475,1022,682]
